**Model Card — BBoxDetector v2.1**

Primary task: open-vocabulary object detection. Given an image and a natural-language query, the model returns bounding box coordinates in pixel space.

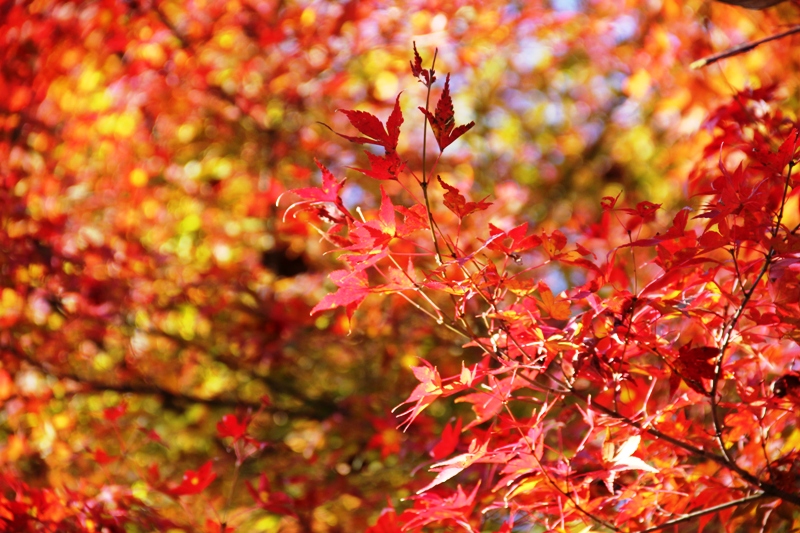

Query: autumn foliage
[2,0,800,532]
[289,48,800,531]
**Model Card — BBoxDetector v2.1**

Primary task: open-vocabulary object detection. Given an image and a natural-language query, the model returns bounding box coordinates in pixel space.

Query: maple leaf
[103,401,127,423]
[537,281,571,321]
[457,362,480,387]
[487,222,542,260]
[325,94,403,152]
[367,420,404,459]
[377,186,397,235]
[342,248,391,273]
[625,207,691,248]
[380,261,418,293]
[92,448,115,466]
[396,204,428,236]
[403,483,481,533]
[605,435,658,474]
[351,151,404,180]
[311,269,370,320]
[138,427,167,447]
[430,418,463,461]
[601,191,622,210]
[495,426,545,491]
[699,158,771,224]
[670,345,718,396]
[410,42,424,78]
[246,474,296,516]
[290,159,346,204]
[347,187,396,246]
[456,375,525,430]
[288,159,350,223]
[621,200,662,222]
[419,439,488,493]
[393,360,443,431]
[216,414,249,441]
[541,229,568,258]
[166,461,216,497]
[410,41,436,86]
[599,435,658,495]
[419,74,475,151]
[750,128,799,176]
[437,176,492,219]
[339,187,398,271]
[366,507,403,533]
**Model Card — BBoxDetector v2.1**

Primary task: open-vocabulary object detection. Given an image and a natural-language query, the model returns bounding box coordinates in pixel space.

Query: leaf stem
[420,50,443,265]
[220,453,242,530]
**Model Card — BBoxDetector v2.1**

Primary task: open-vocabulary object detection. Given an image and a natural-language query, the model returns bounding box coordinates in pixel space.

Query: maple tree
[2,0,800,532]
[291,45,800,531]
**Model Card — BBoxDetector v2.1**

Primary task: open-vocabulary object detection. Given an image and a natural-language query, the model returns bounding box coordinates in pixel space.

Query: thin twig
[637,493,767,532]
[420,50,444,265]
[691,25,800,69]
[709,162,794,461]
[575,393,800,507]
[502,404,622,533]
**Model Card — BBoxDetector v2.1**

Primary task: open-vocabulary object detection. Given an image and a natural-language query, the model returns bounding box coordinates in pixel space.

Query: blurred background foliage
[1,0,799,530]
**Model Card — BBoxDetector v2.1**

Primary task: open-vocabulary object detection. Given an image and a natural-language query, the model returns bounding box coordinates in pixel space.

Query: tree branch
[12,346,336,420]
[638,493,767,532]
[691,25,800,69]
[577,394,800,507]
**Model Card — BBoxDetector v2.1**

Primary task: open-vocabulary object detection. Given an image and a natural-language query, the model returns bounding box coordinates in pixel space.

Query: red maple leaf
[601,191,622,210]
[166,461,216,497]
[291,159,345,204]
[394,360,443,431]
[624,207,691,248]
[669,345,718,396]
[620,200,662,222]
[456,375,525,430]
[402,483,481,532]
[103,401,127,423]
[367,507,403,533]
[410,42,424,78]
[139,427,168,447]
[410,41,436,87]
[311,269,370,320]
[419,74,475,151]
[487,222,542,259]
[438,176,491,220]
[419,439,488,493]
[537,281,571,321]
[339,187,397,271]
[351,151,404,180]
[92,448,115,466]
[216,414,249,441]
[288,159,351,224]
[430,418,463,460]
[750,128,799,176]
[246,474,297,516]
[325,94,403,152]
[396,204,429,236]
[367,416,405,459]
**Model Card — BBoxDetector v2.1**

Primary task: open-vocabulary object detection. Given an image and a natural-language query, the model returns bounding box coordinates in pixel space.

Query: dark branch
[692,25,800,69]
